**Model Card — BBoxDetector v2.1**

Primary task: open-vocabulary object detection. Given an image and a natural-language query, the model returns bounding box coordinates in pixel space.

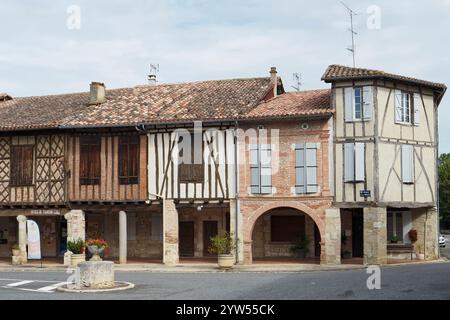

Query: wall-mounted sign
[27,220,41,260]
[30,209,61,216]
[360,190,371,200]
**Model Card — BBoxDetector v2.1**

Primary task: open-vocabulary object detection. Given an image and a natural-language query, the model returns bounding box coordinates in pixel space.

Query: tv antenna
[148,64,160,85]
[341,1,357,67]
[291,73,302,92]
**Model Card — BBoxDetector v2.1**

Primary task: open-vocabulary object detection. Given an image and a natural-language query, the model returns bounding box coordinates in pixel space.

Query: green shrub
[67,239,85,254]
[208,232,238,255]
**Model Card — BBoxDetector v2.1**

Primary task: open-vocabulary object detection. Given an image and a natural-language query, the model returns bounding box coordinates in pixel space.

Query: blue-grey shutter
[362,86,373,120]
[413,93,421,126]
[306,143,318,193]
[295,144,306,194]
[344,87,354,122]
[402,145,414,183]
[395,90,403,123]
[355,143,365,181]
[250,144,260,194]
[344,143,355,182]
[260,144,272,194]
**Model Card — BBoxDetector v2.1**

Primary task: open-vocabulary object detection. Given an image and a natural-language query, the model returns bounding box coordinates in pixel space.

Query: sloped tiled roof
[322,64,447,90]
[244,89,332,120]
[0,77,275,131]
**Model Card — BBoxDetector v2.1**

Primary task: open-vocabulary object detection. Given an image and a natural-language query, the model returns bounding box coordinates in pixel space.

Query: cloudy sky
[1,0,449,151]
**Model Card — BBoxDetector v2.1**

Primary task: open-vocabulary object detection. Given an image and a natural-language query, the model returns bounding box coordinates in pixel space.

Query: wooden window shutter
[119,136,139,185]
[401,144,414,184]
[344,87,354,122]
[344,143,355,182]
[250,144,260,194]
[394,90,403,124]
[10,145,34,186]
[354,142,365,182]
[413,93,421,126]
[260,144,272,194]
[295,144,306,194]
[178,132,204,183]
[305,143,318,193]
[79,136,100,185]
[362,86,373,120]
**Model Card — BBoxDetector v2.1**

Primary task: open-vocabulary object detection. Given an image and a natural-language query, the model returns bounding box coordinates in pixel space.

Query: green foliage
[208,232,238,255]
[67,238,85,254]
[439,154,450,229]
[11,243,20,250]
[389,235,400,243]
[289,235,310,254]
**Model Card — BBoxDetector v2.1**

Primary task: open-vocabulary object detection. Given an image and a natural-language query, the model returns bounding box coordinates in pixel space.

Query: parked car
[439,234,446,248]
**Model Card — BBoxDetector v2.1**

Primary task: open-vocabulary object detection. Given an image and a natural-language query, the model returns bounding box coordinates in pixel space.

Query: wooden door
[179,221,195,257]
[203,221,218,256]
[352,210,364,258]
[35,217,57,257]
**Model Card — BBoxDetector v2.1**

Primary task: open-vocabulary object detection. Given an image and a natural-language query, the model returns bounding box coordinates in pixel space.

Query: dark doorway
[352,210,364,258]
[203,221,218,256]
[179,221,195,257]
[59,220,67,256]
[314,225,321,257]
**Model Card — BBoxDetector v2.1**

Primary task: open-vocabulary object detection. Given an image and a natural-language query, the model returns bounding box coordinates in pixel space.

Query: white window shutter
[250,144,260,193]
[355,143,365,181]
[260,144,272,194]
[344,143,355,182]
[413,93,421,126]
[362,86,373,120]
[394,90,403,124]
[306,143,318,193]
[344,87,354,122]
[295,144,306,194]
[402,145,414,183]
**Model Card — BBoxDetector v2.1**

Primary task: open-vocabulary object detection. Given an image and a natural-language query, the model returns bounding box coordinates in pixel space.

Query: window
[387,212,404,242]
[250,144,272,194]
[10,145,34,186]
[344,86,373,122]
[178,133,204,183]
[151,212,163,241]
[271,215,305,242]
[118,136,139,185]
[295,143,318,194]
[401,145,414,184]
[395,90,419,125]
[344,143,365,182]
[79,136,101,185]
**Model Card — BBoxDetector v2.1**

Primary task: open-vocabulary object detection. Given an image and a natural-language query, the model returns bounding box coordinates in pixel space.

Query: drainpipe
[234,120,240,263]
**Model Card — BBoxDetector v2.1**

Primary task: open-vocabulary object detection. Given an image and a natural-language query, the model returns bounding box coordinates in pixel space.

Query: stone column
[119,211,127,264]
[229,200,244,264]
[64,210,85,266]
[163,199,179,266]
[424,207,439,260]
[363,207,387,265]
[15,215,27,265]
[243,240,253,265]
[321,208,341,265]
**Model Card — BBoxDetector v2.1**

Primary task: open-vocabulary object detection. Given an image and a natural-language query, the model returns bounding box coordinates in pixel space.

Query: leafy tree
[439,154,450,230]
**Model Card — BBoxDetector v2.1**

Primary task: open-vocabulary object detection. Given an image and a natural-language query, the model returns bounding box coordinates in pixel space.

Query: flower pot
[12,249,20,257]
[87,246,104,261]
[217,254,235,269]
[71,253,86,267]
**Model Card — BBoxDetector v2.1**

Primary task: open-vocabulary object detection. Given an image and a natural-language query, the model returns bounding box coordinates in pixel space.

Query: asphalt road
[0,262,450,300]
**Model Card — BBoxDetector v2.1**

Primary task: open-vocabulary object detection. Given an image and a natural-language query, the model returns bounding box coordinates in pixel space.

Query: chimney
[89,82,106,105]
[270,67,278,97]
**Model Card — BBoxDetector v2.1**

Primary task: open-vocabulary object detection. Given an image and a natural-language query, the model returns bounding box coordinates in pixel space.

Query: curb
[57,281,135,293]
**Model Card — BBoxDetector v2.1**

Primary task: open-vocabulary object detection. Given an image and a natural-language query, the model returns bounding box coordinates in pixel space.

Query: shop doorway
[203,221,218,256]
[179,221,195,257]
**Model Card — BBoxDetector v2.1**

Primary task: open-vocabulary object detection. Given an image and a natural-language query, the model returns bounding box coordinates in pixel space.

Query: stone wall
[0,217,17,258]
[363,207,387,265]
[322,208,341,265]
[412,207,439,260]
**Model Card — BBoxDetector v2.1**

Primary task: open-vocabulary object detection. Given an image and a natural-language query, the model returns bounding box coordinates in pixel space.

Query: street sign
[360,190,371,200]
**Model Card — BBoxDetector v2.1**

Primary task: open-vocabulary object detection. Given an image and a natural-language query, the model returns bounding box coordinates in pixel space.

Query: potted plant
[290,235,310,259]
[11,243,20,257]
[208,232,238,269]
[408,229,418,243]
[416,244,425,260]
[389,235,400,244]
[67,238,86,266]
[85,239,109,261]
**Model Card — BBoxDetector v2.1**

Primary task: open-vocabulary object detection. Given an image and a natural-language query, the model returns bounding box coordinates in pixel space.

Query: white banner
[26,220,41,260]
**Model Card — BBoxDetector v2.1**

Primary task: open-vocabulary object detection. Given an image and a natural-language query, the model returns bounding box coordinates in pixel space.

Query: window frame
[178,132,204,184]
[353,87,363,121]
[79,136,101,186]
[250,144,272,195]
[9,145,34,187]
[295,143,318,194]
[118,135,140,185]
[387,211,404,243]
[344,142,365,183]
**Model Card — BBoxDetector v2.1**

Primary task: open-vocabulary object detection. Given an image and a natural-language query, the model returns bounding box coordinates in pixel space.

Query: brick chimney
[89,82,106,105]
[270,67,278,97]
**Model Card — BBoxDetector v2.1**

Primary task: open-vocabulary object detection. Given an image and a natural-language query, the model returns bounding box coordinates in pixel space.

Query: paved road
[0,262,449,300]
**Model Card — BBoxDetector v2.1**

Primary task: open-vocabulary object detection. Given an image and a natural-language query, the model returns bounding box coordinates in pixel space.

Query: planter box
[218,254,234,269]
[71,253,86,267]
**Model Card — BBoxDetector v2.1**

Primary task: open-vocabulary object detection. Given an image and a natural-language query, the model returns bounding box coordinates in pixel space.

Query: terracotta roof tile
[322,64,447,90]
[244,89,332,120]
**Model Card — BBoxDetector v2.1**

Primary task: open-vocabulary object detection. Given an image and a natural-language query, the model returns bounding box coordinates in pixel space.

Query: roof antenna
[148,64,160,85]
[341,1,358,67]
[291,73,302,92]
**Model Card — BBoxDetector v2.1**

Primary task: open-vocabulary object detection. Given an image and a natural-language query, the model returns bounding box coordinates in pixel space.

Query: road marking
[36,282,69,292]
[5,280,34,287]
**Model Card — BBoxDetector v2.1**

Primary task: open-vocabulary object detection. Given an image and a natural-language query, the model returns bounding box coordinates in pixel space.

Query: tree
[439,153,450,230]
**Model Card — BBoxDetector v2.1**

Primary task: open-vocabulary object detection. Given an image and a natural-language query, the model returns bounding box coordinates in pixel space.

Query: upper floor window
[295,143,318,194]
[10,145,34,186]
[118,136,139,185]
[401,144,414,184]
[178,133,204,183]
[395,90,420,126]
[344,142,365,183]
[250,144,272,194]
[79,136,101,185]
[344,86,373,122]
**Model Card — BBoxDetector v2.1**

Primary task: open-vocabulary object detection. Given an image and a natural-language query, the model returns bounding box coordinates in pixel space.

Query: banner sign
[27,220,41,260]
